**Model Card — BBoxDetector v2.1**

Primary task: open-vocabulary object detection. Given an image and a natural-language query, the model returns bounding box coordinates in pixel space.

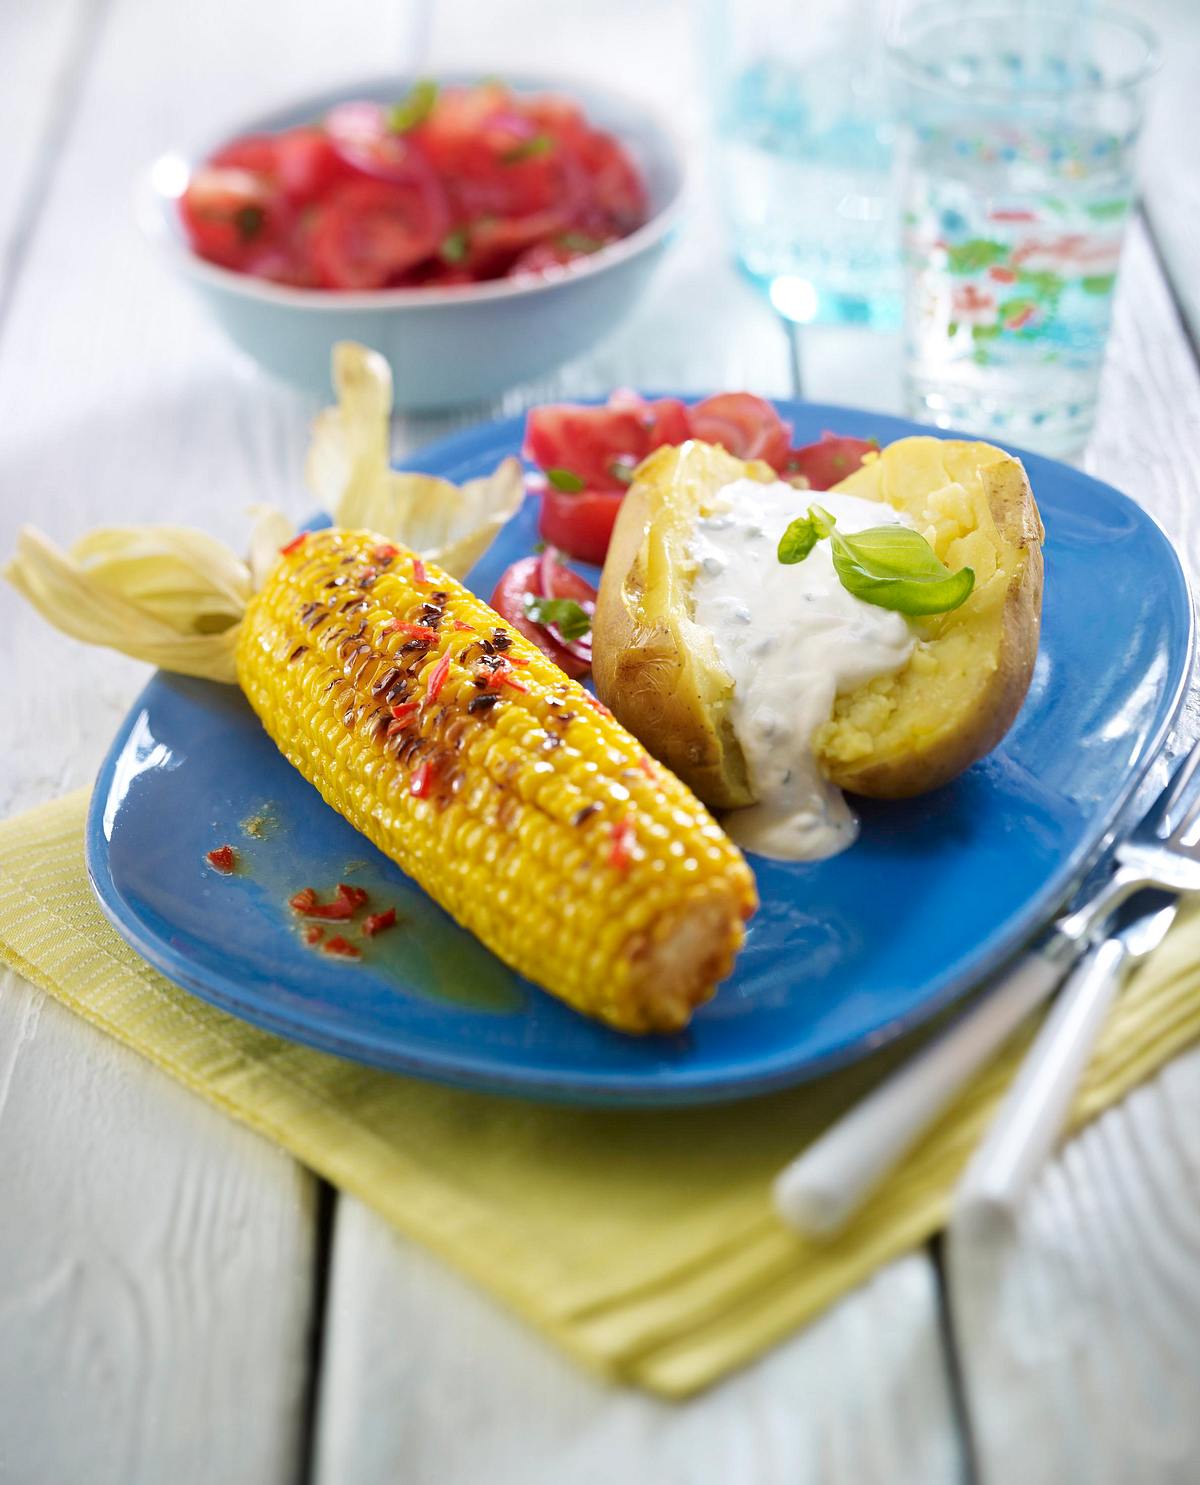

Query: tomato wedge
[782,432,880,489]
[538,487,625,566]
[180,166,289,270]
[524,395,691,491]
[271,128,346,202]
[573,129,647,235]
[214,129,344,204]
[325,102,435,184]
[412,84,588,273]
[414,84,569,218]
[310,176,448,289]
[507,235,614,277]
[490,554,596,676]
[462,203,581,274]
[688,393,793,470]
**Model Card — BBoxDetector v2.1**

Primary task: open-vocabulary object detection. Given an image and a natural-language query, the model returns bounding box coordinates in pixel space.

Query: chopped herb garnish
[523,593,593,643]
[556,231,605,254]
[440,227,470,264]
[501,132,554,164]
[608,457,636,486]
[234,205,265,241]
[545,467,586,493]
[388,79,438,133]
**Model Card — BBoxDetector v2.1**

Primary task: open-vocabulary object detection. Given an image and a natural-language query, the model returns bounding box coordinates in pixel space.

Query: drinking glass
[888,3,1158,456]
[699,0,904,329]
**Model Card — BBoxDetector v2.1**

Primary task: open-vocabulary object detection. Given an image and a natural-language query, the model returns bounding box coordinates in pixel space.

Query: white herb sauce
[689,479,916,861]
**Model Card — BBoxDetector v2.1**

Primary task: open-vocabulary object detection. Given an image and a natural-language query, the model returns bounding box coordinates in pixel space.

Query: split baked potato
[591,436,1044,806]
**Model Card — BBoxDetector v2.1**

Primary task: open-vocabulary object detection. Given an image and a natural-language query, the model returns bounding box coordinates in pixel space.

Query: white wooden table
[1,2,1198,1482]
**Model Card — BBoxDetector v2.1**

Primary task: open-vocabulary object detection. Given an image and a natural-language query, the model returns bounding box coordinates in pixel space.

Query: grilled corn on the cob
[236,529,757,1032]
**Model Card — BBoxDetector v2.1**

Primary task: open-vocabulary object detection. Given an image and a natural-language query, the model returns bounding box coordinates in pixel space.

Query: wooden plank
[947,1049,1200,1485]
[315,1196,962,1485]
[1139,0,1200,349]
[0,0,430,1478]
[948,216,1200,1483]
[0,0,94,302]
[0,970,314,1485]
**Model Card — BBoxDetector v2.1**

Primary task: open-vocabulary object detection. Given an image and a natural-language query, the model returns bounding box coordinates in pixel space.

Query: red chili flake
[362,907,397,937]
[302,899,355,920]
[452,619,475,632]
[323,935,362,959]
[387,620,439,642]
[289,882,367,920]
[427,652,452,701]
[410,759,436,798]
[279,533,307,557]
[585,695,614,720]
[390,701,419,724]
[412,557,428,584]
[637,755,655,778]
[336,883,369,910]
[303,925,325,946]
[205,844,237,874]
[608,815,636,873]
[372,543,399,562]
[501,671,529,694]
[507,654,530,667]
[359,565,378,584]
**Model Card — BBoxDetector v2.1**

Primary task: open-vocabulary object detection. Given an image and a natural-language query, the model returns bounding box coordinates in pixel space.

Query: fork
[953,746,1200,1226]
[773,738,1200,1238]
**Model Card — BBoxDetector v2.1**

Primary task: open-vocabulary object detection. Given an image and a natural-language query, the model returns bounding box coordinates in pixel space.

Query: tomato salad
[491,392,879,676]
[180,80,648,291]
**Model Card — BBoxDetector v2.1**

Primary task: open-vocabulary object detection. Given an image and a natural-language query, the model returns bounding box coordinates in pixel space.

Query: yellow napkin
[2,791,1199,1398]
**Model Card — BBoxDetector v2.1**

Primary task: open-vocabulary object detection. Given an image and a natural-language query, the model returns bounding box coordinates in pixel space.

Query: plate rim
[85,398,1196,1104]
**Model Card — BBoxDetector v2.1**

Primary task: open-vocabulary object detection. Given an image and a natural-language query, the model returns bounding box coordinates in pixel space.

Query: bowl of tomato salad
[139,75,684,408]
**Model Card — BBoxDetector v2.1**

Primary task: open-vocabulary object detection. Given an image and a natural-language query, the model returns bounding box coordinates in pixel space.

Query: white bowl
[138,74,686,409]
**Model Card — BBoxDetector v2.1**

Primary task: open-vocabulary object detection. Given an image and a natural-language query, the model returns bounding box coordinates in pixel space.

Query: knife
[951,895,1179,1235]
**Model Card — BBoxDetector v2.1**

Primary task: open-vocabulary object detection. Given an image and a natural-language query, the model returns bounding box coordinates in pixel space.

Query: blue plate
[87,401,1193,1105]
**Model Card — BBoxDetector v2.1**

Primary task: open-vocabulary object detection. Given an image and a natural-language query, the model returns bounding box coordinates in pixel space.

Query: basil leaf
[777,503,836,564]
[523,593,592,642]
[777,515,819,565]
[829,525,975,615]
[501,132,554,164]
[440,228,470,264]
[545,467,585,493]
[388,79,438,133]
[234,205,265,241]
[835,524,947,579]
[557,231,605,254]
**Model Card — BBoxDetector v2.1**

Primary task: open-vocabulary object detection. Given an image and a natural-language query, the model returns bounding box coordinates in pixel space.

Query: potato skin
[815,439,1044,798]
[592,442,768,809]
[593,434,1045,809]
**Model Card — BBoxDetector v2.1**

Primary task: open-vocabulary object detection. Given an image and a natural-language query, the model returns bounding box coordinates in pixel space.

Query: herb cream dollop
[690,479,915,860]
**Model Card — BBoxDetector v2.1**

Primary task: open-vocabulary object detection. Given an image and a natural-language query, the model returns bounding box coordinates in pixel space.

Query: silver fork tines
[1055,737,1200,952]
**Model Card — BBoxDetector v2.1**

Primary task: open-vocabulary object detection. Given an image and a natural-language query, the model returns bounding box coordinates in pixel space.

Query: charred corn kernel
[236,530,757,1032]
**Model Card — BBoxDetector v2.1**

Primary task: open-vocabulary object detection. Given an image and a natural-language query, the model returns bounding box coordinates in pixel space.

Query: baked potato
[591,435,1044,815]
